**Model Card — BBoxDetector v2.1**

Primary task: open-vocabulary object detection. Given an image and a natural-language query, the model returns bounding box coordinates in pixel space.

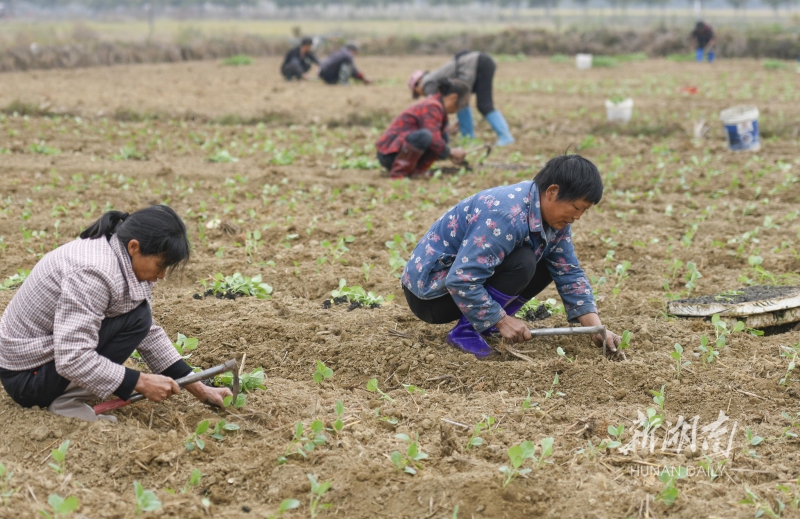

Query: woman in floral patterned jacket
[402,154,623,358]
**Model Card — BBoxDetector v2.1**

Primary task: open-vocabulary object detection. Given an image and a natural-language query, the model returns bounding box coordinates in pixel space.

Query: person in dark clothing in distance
[690,21,716,62]
[375,78,468,179]
[281,37,319,81]
[319,43,371,85]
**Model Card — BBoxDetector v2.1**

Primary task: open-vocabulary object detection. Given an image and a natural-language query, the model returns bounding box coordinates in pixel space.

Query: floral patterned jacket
[402,181,597,332]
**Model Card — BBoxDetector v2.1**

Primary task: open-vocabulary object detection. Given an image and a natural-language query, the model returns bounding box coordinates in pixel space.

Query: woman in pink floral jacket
[402,154,623,358]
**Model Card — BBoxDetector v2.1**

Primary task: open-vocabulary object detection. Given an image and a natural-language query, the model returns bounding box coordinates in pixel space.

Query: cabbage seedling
[556,347,574,363]
[48,440,69,474]
[313,361,334,384]
[267,499,301,519]
[777,477,800,511]
[0,463,15,506]
[543,374,564,400]
[172,333,198,358]
[390,433,428,475]
[780,412,800,439]
[499,441,534,487]
[466,415,495,450]
[366,378,394,402]
[307,474,332,519]
[333,401,345,434]
[650,385,666,411]
[40,494,79,518]
[185,420,210,451]
[134,481,161,515]
[606,424,624,448]
[202,272,272,299]
[618,330,632,351]
[165,468,204,495]
[280,420,327,462]
[0,270,29,291]
[742,428,764,457]
[697,455,726,482]
[216,367,266,392]
[655,466,687,506]
[739,486,784,518]
[670,343,690,379]
[210,419,240,441]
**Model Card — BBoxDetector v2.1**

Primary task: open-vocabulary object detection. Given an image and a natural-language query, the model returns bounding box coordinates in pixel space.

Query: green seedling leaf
[313,360,334,384]
[134,481,162,514]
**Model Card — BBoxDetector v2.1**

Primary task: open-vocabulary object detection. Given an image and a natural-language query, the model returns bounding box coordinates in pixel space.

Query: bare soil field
[0,56,799,518]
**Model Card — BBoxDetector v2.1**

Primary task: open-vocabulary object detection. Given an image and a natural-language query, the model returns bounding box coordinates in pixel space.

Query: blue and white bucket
[720,105,760,152]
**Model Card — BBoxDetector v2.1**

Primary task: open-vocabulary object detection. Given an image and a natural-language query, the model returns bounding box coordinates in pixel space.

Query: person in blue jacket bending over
[401,154,622,358]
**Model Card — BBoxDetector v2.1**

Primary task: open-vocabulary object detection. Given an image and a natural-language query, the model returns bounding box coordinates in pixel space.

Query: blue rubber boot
[707,51,715,63]
[457,106,475,139]
[485,110,515,147]
[696,49,704,62]
[447,286,518,357]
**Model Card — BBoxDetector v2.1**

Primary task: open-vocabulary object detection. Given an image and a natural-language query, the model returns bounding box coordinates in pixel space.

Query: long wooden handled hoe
[92,358,240,415]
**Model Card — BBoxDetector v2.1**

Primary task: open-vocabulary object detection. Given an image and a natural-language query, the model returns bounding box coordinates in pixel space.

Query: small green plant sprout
[777,477,800,511]
[697,455,727,482]
[133,481,162,515]
[684,261,702,295]
[183,469,203,494]
[210,419,240,441]
[307,474,333,519]
[390,433,428,475]
[556,347,574,363]
[366,378,394,402]
[40,494,79,518]
[330,279,394,308]
[280,420,328,463]
[606,424,625,449]
[618,330,632,351]
[172,333,198,358]
[520,388,538,412]
[207,150,239,163]
[543,373,565,400]
[313,360,334,384]
[743,427,764,457]
[29,142,61,155]
[203,272,273,299]
[515,296,564,319]
[655,466,687,507]
[671,343,690,379]
[637,407,664,434]
[697,335,719,365]
[402,384,426,395]
[779,342,799,386]
[48,440,70,474]
[318,236,355,265]
[739,486,784,518]
[333,401,345,434]
[267,498,301,519]
[466,415,496,450]
[113,144,147,161]
[185,420,210,451]
[223,54,252,66]
[216,366,266,393]
[650,385,666,411]
[0,463,15,506]
[780,411,800,439]
[499,438,554,487]
[0,269,30,291]
[385,233,416,277]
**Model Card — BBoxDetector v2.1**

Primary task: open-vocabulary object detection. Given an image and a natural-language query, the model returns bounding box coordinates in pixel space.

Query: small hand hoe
[92,358,240,415]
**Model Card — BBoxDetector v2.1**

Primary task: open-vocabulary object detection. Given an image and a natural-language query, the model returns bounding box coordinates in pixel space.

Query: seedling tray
[668,285,800,328]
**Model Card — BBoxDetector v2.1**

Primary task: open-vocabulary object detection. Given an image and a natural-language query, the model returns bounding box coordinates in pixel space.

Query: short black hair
[80,205,190,272]
[533,154,603,205]
[300,37,313,47]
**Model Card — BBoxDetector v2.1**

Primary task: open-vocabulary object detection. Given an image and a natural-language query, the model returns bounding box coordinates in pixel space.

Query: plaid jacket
[402,181,597,332]
[0,235,183,399]
[375,94,450,158]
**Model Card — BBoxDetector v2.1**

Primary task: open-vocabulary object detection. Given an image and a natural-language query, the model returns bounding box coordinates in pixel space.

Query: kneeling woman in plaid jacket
[375,78,468,179]
[0,206,231,421]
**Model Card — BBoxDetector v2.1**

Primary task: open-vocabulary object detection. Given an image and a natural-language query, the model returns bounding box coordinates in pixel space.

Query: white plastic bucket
[720,105,760,152]
[576,54,593,70]
[605,98,634,123]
